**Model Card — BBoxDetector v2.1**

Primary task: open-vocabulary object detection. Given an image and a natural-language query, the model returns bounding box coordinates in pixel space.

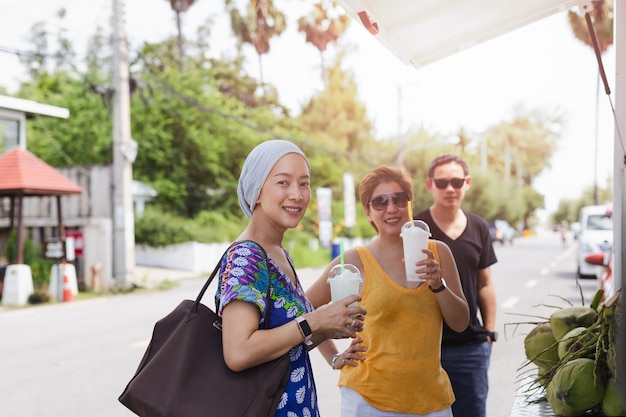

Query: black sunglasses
[431,177,466,190]
[369,192,410,211]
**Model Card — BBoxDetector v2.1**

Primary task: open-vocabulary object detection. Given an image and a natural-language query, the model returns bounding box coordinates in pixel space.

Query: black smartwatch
[486,330,498,342]
[296,316,313,346]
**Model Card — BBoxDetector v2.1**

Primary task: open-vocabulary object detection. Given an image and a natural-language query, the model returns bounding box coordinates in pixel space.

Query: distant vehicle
[488,220,515,245]
[576,204,613,279]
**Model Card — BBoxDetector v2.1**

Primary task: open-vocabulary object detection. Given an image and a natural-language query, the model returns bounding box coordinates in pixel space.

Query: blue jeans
[441,341,491,417]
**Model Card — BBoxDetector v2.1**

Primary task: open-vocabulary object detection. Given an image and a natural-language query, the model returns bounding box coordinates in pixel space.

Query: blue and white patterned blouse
[216,241,320,417]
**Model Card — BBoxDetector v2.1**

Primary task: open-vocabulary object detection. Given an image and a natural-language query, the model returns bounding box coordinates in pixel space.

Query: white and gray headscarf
[237,140,309,219]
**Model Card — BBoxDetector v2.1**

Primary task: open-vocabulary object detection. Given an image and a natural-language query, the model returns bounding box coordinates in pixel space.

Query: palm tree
[166,0,197,70]
[297,1,350,87]
[226,0,286,94]
[567,0,614,205]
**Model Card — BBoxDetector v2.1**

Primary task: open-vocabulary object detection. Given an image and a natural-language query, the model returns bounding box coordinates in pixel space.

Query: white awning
[337,0,582,68]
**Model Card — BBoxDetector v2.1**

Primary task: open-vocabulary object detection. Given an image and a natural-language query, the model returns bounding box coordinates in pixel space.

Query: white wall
[135,241,231,273]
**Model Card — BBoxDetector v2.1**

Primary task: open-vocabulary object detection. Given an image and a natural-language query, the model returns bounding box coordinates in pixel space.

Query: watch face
[299,318,312,337]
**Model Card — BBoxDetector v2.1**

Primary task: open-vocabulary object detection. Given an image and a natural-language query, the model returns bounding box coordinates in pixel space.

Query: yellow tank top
[338,241,455,414]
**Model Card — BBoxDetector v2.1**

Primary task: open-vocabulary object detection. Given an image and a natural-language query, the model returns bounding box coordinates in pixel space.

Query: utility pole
[112,0,136,288]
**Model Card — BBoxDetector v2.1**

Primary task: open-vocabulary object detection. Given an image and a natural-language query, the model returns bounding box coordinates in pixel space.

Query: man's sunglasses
[369,192,410,211]
[431,177,467,190]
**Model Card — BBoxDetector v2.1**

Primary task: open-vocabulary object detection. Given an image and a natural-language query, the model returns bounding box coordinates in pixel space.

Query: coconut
[524,323,559,368]
[546,380,586,417]
[549,306,598,341]
[549,358,605,414]
[557,327,594,360]
[537,364,552,387]
[602,378,626,416]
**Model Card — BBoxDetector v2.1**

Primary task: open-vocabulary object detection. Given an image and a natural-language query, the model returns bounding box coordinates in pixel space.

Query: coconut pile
[522,289,624,416]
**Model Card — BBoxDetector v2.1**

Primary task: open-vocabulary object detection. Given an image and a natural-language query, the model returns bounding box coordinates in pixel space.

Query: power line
[0,45,75,60]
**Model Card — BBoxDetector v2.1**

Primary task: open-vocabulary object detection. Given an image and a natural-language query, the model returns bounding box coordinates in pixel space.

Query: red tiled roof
[0,146,82,196]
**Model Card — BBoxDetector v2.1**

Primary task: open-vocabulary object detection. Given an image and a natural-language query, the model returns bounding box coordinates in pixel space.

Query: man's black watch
[486,330,498,342]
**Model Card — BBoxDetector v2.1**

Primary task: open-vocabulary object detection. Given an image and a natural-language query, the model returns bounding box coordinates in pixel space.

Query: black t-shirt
[415,209,497,345]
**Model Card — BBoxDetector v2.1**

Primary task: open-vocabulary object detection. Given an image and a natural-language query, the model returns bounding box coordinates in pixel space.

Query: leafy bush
[135,206,246,247]
[135,207,197,247]
[30,258,55,290]
[192,210,245,242]
[287,241,333,269]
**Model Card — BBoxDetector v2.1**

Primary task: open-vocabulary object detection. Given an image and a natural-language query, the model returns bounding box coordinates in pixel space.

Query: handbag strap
[194,240,273,329]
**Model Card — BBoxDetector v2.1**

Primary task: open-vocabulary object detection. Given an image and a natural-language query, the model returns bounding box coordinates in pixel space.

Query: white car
[576,204,613,278]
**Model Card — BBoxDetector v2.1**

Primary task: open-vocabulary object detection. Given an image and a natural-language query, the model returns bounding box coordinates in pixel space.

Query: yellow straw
[408,201,415,226]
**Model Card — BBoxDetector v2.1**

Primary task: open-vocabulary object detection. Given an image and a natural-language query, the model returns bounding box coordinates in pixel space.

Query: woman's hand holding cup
[310,295,366,339]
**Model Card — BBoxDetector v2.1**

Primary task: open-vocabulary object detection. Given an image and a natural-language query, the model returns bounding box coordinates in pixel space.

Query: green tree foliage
[485,109,561,186]
[552,199,583,226]
[478,108,561,227]
[295,54,385,242]
[2,3,579,246]
[16,16,113,166]
[5,230,54,290]
[402,114,557,229]
[21,72,113,166]
[551,181,612,226]
[298,55,374,160]
[132,38,297,217]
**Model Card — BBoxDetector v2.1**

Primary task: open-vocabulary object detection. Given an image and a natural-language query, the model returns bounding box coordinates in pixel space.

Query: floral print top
[215,241,319,417]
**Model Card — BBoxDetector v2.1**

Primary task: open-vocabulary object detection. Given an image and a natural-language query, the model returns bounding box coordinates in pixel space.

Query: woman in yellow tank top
[307,166,469,417]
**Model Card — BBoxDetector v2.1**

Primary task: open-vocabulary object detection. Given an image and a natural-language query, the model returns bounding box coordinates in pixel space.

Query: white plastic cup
[400,220,431,282]
[327,264,362,306]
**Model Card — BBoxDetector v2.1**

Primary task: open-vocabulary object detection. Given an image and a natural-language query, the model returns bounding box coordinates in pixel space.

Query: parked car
[576,204,613,279]
[488,220,516,245]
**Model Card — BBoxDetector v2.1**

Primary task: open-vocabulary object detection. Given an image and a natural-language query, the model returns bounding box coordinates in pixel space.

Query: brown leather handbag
[119,241,290,417]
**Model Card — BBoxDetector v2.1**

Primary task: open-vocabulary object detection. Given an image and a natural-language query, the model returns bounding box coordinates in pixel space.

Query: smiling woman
[216,139,367,417]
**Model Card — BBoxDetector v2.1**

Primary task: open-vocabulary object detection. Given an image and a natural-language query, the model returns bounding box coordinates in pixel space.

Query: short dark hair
[428,154,469,178]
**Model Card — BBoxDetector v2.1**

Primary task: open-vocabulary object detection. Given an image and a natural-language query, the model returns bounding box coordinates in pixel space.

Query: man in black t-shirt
[415,154,497,417]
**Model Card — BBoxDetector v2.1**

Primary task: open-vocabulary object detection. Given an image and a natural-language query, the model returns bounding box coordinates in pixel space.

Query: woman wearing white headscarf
[216,140,367,417]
